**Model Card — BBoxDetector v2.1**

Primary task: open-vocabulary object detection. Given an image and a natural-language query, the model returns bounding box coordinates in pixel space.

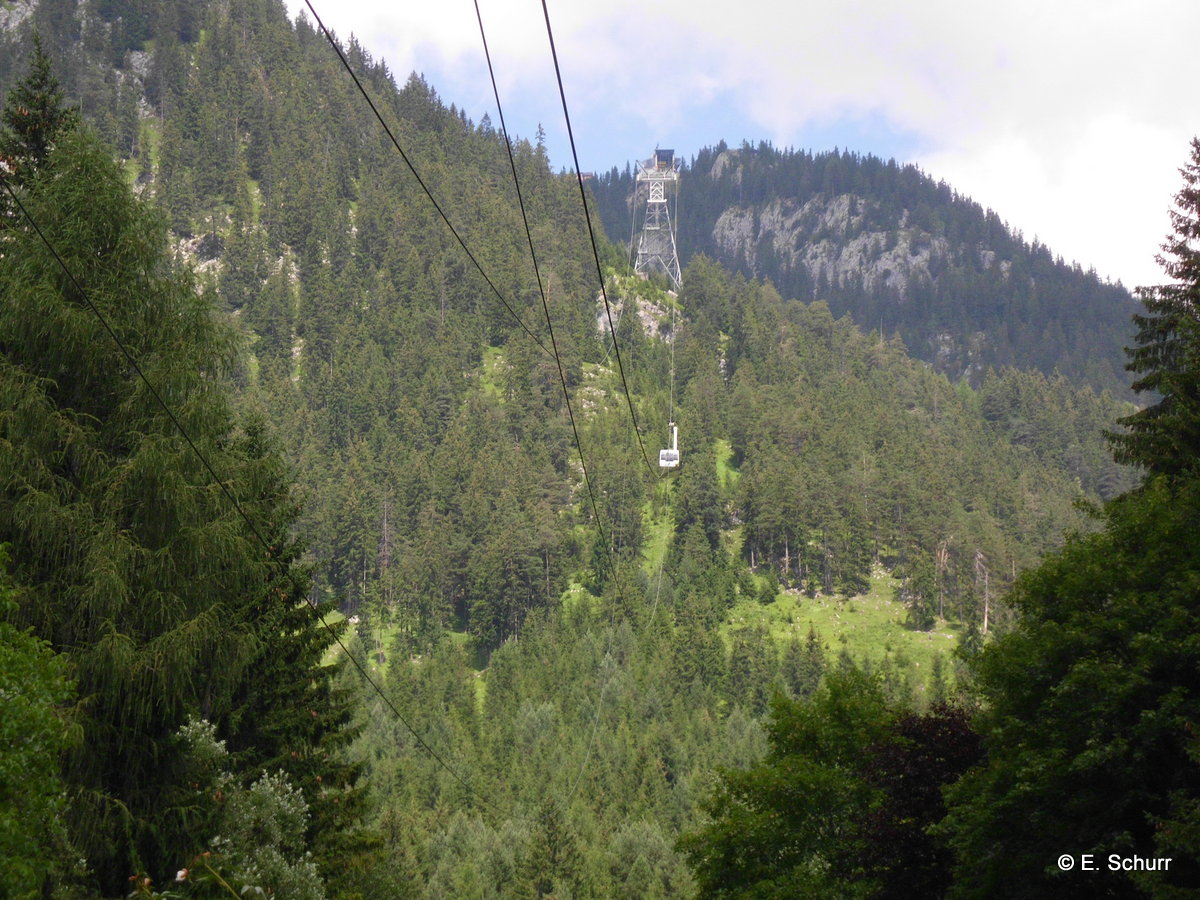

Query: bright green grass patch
[726,569,959,698]
[472,667,487,713]
[479,346,506,399]
[641,481,674,579]
[715,438,740,491]
[140,117,161,174]
[363,622,397,670]
[722,524,745,562]
[561,581,595,616]
[319,607,347,667]
[246,178,263,222]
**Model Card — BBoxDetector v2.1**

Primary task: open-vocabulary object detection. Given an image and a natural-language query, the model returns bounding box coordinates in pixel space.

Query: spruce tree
[0,126,360,894]
[517,800,588,899]
[0,31,77,188]
[1114,137,1200,478]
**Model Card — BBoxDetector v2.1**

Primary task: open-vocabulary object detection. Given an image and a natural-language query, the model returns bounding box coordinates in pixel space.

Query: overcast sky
[288,0,1198,290]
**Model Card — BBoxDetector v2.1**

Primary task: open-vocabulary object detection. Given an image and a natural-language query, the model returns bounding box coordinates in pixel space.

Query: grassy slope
[725,570,959,699]
[715,439,959,698]
[336,341,961,701]
[479,345,506,399]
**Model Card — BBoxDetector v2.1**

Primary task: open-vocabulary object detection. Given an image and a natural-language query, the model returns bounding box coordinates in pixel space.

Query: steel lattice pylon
[633,148,682,290]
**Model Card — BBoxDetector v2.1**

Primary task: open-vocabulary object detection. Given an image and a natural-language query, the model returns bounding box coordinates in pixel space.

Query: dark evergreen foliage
[0,30,77,186]
[680,671,979,897]
[593,142,1138,396]
[0,4,1171,896]
[1113,138,1200,478]
[0,120,359,896]
[942,477,1200,897]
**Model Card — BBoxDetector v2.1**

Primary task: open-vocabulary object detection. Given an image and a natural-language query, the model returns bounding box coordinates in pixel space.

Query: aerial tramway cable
[469,0,612,578]
[0,174,510,819]
[473,0,646,812]
[301,0,551,359]
[299,0,630,819]
[305,0,683,819]
[473,0,689,809]
[540,0,663,481]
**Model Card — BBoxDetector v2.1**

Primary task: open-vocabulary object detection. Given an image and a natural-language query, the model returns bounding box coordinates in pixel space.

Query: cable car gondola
[659,421,679,468]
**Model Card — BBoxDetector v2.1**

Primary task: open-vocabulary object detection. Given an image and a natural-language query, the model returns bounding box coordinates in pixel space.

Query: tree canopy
[938,138,1200,898]
[0,30,77,186]
[0,109,358,900]
[1114,138,1200,478]
[0,4,1176,896]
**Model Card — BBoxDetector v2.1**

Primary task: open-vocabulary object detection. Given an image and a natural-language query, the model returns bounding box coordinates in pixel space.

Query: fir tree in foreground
[1113,137,1200,478]
[938,138,1200,898]
[0,52,363,897]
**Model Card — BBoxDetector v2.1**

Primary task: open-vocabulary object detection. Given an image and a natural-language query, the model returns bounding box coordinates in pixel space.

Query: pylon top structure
[634,147,682,290]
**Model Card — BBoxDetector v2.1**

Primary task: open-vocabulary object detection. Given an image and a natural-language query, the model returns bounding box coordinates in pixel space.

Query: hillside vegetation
[593,142,1139,395]
[5,1,1193,898]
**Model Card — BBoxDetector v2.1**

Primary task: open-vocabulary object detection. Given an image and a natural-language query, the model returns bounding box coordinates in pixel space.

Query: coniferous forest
[1,1,1198,897]
[593,144,1140,398]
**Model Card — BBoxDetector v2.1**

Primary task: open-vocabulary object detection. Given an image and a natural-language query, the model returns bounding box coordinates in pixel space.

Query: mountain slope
[0,2,1144,895]
[593,142,1139,396]
[0,0,1136,716]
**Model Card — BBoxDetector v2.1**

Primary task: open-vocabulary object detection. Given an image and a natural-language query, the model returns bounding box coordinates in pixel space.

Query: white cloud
[290,0,1198,287]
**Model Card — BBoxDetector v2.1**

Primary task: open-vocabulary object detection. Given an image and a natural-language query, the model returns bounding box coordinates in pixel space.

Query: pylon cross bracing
[634,148,682,290]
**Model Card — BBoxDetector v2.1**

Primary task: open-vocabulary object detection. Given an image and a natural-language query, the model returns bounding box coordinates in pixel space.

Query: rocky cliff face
[594,143,1137,395]
[712,194,948,300]
[0,2,33,33]
[704,148,980,305]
